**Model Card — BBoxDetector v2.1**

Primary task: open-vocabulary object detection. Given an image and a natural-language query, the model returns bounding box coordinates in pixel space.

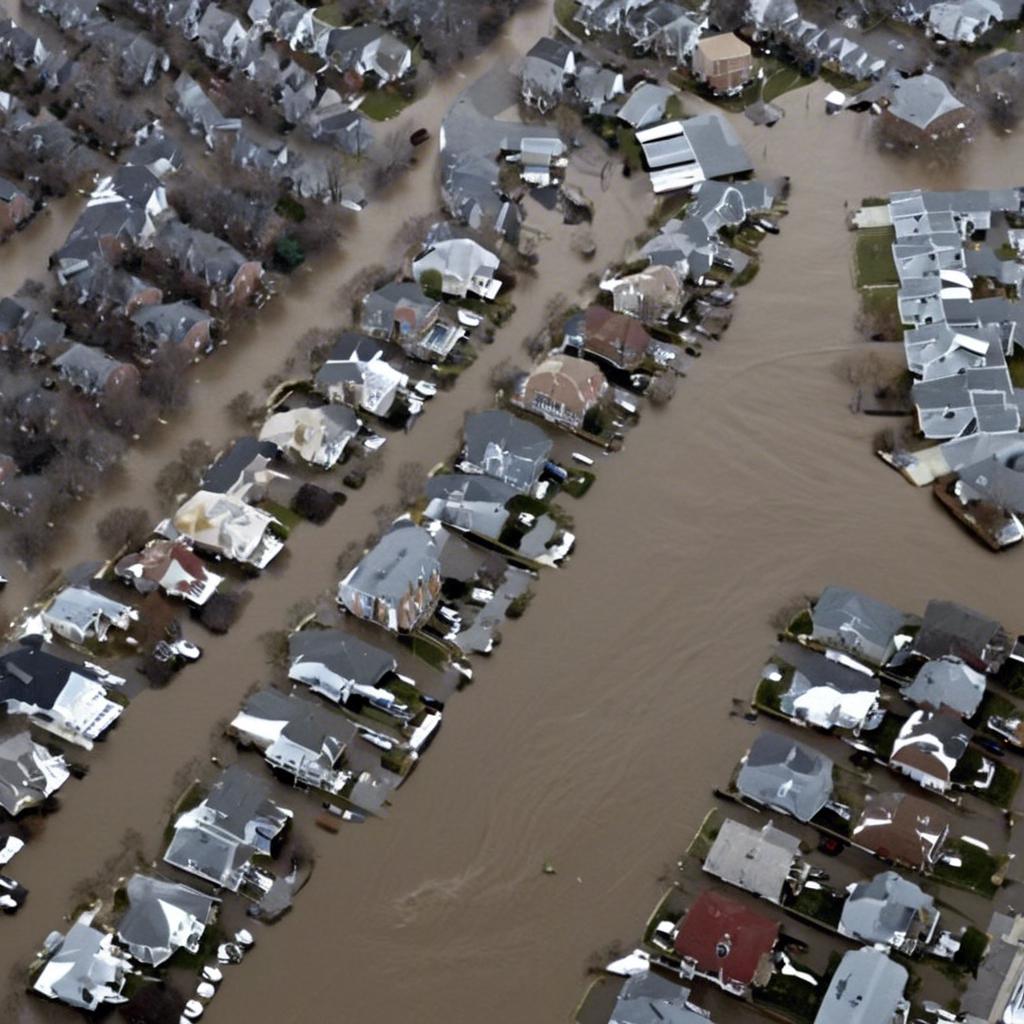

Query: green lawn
[785,884,845,929]
[359,87,413,122]
[754,967,824,1024]
[754,662,794,713]
[952,747,1021,809]
[933,839,1002,898]
[1008,352,1024,389]
[855,227,898,288]
[562,470,596,499]
[763,65,812,103]
[862,710,907,761]
[315,2,349,26]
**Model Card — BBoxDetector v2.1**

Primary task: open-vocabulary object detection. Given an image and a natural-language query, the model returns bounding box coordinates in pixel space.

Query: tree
[418,268,443,299]
[155,440,213,505]
[227,391,259,427]
[369,130,413,191]
[292,482,337,523]
[199,590,243,634]
[274,235,306,271]
[97,506,151,554]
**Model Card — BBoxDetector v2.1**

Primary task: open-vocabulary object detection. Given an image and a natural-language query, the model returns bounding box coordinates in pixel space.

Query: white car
[171,639,202,661]
[412,381,438,399]
[183,1000,204,1020]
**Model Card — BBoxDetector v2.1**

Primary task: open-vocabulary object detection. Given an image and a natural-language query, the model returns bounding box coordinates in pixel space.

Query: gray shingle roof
[736,732,833,822]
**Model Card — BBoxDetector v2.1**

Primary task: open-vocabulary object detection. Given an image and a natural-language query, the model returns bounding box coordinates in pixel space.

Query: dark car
[977,737,1006,757]
[817,835,846,857]
[410,128,430,147]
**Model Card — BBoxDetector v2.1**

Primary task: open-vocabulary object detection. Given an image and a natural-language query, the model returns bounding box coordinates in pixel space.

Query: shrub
[274,235,306,271]
[419,267,443,299]
[198,591,242,634]
[292,483,337,524]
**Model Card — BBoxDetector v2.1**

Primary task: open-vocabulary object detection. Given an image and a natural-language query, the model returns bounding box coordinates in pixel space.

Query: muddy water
[5,10,1024,1024]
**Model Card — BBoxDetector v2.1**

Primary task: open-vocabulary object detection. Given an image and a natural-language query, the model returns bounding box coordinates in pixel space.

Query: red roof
[673,890,779,986]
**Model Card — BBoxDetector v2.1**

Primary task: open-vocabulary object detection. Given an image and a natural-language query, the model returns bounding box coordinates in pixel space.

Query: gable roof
[0,729,70,816]
[736,731,834,822]
[901,656,986,718]
[914,599,1010,670]
[811,586,906,663]
[839,870,934,947]
[673,890,779,986]
[813,948,907,1024]
[702,818,800,903]
[853,791,950,868]
[288,628,396,689]
[609,970,713,1024]
[116,874,217,966]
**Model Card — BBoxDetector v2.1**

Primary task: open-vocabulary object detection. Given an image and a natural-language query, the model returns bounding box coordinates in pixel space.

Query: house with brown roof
[115,539,223,606]
[889,708,972,794]
[852,791,950,870]
[518,354,608,431]
[564,305,653,371]
[693,33,753,95]
[0,177,32,238]
[673,889,779,996]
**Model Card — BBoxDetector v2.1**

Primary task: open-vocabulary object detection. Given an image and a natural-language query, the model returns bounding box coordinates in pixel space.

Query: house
[152,221,264,309]
[601,264,685,321]
[424,473,520,543]
[461,409,553,494]
[131,300,215,357]
[693,34,753,95]
[510,136,568,188]
[574,64,625,115]
[259,405,361,469]
[702,818,807,904]
[116,875,218,966]
[194,4,249,64]
[322,25,412,82]
[976,50,1024,110]
[769,642,881,732]
[162,491,284,569]
[125,122,185,179]
[42,585,138,646]
[0,297,28,347]
[627,3,704,63]
[13,312,66,362]
[901,656,986,718]
[115,540,223,606]
[314,332,409,418]
[927,0,1017,43]
[635,114,753,194]
[838,871,938,954]
[913,599,1010,673]
[163,764,292,891]
[412,238,501,301]
[0,730,70,817]
[735,731,834,822]
[33,919,131,1010]
[961,911,1024,1023]
[812,948,908,1024]
[881,74,973,145]
[0,637,123,749]
[607,971,714,1024]
[563,306,653,372]
[361,281,462,362]
[229,689,355,794]
[520,37,576,112]
[617,82,675,129]
[889,708,972,793]
[60,263,163,318]
[518,354,608,431]
[28,0,100,31]
[852,791,950,869]
[288,627,398,706]
[338,520,442,633]
[673,889,779,995]
[304,91,373,155]
[201,437,282,504]
[810,586,907,666]
[0,18,49,70]
[81,22,169,90]
[172,72,241,148]
[53,344,140,398]
[0,177,32,238]
[53,201,152,281]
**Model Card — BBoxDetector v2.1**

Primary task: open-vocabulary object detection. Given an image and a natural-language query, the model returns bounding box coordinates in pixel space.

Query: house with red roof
[673,889,779,996]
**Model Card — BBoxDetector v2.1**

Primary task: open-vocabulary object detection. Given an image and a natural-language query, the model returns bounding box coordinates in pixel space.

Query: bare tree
[369,130,414,191]
[648,373,677,406]
[96,506,152,554]
[396,461,426,506]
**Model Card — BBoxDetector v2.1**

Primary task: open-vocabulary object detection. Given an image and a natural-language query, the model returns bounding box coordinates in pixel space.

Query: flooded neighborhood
[3,0,1024,1022]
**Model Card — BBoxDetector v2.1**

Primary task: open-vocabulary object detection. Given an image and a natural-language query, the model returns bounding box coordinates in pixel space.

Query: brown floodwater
[5,6,1024,1024]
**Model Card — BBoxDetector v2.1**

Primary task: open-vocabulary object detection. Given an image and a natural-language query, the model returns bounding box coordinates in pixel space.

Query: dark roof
[914,599,1010,670]
[201,437,278,493]
[0,637,94,712]
[239,688,356,752]
[288,628,396,688]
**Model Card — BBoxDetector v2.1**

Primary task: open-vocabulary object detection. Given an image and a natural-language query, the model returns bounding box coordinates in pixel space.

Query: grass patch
[763,65,812,102]
[562,470,595,499]
[686,808,721,860]
[315,2,349,26]
[754,966,824,1024]
[261,499,301,539]
[616,126,643,172]
[974,689,1019,727]
[785,884,845,930]
[952,746,1020,808]
[409,632,449,671]
[1008,352,1024,389]
[862,710,907,761]
[861,197,889,207]
[861,284,901,322]
[732,260,760,287]
[954,925,989,976]
[933,838,1002,898]
[855,226,898,288]
[754,662,794,713]
[786,609,813,636]
[359,88,413,122]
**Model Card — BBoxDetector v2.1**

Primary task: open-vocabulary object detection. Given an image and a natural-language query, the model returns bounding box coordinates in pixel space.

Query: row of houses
[855,189,1024,549]
[581,584,1024,1024]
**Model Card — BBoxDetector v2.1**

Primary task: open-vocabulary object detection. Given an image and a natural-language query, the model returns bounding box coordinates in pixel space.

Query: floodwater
[5,6,1024,1024]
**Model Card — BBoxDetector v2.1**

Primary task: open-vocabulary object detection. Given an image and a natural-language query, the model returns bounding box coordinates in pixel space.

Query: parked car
[410,128,430,146]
